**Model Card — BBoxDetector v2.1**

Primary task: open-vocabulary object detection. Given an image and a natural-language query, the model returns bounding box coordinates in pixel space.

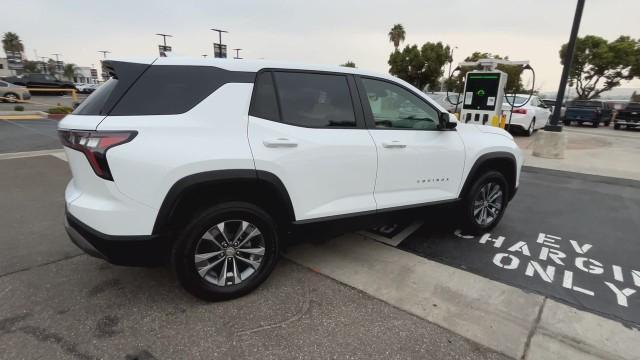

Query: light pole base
[532,130,567,159]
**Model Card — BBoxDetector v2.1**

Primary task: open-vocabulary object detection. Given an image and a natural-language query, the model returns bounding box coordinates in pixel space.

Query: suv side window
[273,71,356,128]
[249,71,279,121]
[360,77,439,130]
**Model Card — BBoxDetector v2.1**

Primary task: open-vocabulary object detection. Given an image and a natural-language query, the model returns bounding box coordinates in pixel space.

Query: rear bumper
[65,209,169,266]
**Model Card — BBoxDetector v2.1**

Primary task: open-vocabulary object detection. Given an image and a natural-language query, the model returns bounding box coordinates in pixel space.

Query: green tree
[340,61,356,68]
[560,35,640,99]
[388,24,406,51]
[388,42,451,90]
[2,32,24,54]
[63,63,77,81]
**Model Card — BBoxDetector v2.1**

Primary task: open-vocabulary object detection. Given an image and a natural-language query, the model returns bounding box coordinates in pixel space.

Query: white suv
[59,57,523,300]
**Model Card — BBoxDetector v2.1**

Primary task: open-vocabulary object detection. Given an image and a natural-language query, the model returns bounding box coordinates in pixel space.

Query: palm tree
[388,24,406,51]
[2,32,24,54]
[63,63,77,81]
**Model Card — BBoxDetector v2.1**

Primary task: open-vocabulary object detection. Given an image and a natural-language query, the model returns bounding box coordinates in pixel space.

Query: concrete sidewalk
[516,127,640,181]
[286,235,640,360]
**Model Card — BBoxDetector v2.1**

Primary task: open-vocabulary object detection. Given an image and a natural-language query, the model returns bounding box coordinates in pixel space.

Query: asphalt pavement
[0,118,61,153]
[0,155,508,360]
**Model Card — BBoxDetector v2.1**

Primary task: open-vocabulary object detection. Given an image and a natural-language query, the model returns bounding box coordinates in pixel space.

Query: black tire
[614,124,621,130]
[171,201,280,301]
[563,119,571,126]
[604,121,610,127]
[591,121,599,128]
[460,171,509,235]
[525,118,535,136]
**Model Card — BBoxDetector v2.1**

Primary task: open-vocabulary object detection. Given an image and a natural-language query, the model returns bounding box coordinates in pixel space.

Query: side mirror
[439,112,457,130]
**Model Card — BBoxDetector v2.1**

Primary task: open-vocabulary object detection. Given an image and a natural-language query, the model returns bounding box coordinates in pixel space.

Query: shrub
[14,105,24,111]
[47,106,73,114]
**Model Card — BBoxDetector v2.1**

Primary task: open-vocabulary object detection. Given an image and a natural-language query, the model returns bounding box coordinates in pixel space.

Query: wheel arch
[152,169,296,238]
[460,152,518,201]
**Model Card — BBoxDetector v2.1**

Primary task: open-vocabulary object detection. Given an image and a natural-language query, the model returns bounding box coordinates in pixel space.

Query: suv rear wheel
[172,201,280,301]
[460,171,509,235]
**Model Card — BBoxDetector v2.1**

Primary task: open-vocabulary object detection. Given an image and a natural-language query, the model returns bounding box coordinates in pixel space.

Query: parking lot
[1,119,639,359]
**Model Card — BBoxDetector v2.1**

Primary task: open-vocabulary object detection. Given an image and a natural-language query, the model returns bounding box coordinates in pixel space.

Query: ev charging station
[448,59,534,128]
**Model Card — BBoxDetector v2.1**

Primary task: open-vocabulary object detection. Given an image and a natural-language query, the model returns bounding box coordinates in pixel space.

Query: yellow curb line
[0,115,47,120]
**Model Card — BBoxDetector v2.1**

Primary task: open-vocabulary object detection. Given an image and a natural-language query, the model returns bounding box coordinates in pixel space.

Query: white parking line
[0,149,66,161]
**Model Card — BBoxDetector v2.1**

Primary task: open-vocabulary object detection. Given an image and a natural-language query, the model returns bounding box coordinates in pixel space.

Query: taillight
[512,108,528,114]
[58,130,137,181]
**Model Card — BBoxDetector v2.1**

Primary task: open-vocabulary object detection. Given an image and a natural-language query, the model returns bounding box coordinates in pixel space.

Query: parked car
[614,102,640,130]
[2,73,77,94]
[541,99,566,118]
[76,83,98,94]
[0,80,31,103]
[59,58,523,301]
[564,100,612,127]
[424,92,462,113]
[502,95,551,136]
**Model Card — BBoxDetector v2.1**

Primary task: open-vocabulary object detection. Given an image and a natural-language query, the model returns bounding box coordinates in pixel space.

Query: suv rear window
[74,62,254,116]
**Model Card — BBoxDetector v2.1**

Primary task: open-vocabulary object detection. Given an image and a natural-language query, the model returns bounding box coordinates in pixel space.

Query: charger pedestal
[532,130,567,159]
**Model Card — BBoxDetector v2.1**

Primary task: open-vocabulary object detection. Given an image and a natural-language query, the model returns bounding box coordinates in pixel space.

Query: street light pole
[155,33,172,47]
[545,0,585,132]
[98,50,111,59]
[233,48,242,59]
[211,28,228,58]
[447,46,458,91]
[51,53,62,73]
[210,28,227,45]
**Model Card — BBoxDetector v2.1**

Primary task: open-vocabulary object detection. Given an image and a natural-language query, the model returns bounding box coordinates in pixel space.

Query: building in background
[0,58,17,77]
[73,66,98,84]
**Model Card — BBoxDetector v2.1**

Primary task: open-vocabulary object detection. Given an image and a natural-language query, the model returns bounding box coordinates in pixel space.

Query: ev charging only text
[479,232,639,308]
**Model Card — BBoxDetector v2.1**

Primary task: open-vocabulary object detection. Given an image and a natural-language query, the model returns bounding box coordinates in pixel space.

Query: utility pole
[545,0,585,132]
[98,50,111,59]
[233,48,242,59]
[210,28,228,58]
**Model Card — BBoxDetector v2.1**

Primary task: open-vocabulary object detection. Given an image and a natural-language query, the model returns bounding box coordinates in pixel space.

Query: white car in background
[503,95,551,136]
[424,92,462,113]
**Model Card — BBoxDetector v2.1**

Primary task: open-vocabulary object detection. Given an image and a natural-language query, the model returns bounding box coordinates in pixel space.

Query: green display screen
[463,72,501,111]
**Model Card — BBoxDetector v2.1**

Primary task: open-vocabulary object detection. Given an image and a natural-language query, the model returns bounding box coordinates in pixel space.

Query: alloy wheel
[194,220,265,286]
[473,182,504,226]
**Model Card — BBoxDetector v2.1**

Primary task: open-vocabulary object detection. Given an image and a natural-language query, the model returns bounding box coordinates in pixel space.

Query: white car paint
[502,95,551,134]
[59,57,522,236]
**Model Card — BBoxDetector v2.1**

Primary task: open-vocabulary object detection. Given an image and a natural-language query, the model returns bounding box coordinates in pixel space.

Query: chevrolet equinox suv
[59,57,523,301]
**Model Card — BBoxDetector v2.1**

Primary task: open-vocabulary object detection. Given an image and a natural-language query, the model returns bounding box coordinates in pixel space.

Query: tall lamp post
[156,33,173,56]
[545,0,585,132]
[211,28,228,58]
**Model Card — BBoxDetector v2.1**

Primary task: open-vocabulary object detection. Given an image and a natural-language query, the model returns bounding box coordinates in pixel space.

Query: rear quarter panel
[97,83,256,210]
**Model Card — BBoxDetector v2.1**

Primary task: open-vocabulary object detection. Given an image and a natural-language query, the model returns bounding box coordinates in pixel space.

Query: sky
[4,0,640,91]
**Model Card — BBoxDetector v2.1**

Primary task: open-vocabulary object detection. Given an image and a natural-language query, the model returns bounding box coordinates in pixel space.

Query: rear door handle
[263,138,298,148]
[381,141,407,148]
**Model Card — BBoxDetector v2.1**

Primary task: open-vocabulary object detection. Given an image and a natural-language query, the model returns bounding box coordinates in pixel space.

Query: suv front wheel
[172,202,280,301]
[460,171,509,235]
